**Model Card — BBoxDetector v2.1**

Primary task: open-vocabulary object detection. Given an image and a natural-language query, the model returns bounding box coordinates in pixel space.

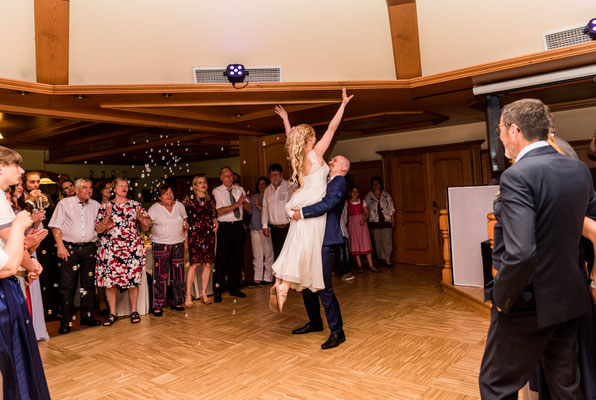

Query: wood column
[34,0,69,84]
[386,0,422,78]
[239,136,262,195]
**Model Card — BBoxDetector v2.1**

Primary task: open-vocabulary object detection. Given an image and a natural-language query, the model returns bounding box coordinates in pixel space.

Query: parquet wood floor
[39,264,490,399]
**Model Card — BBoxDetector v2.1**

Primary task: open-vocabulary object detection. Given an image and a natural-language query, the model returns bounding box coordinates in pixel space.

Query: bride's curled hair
[285,124,315,190]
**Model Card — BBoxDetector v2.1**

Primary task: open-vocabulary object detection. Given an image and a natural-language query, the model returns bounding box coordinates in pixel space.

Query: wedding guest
[250,177,274,284]
[212,167,246,302]
[365,177,395,266]
[23,171,50,209]
[347,185,378,272]
[92,178,112,314]
[0,146,50,399]
[148,184,187,315]
[93,178,112,204]
[95,177,152,326]
[183,175,218,306]
[49,178,102,334]
[59,179,76,199]
[262,163,294,260]
[8,183,50,341]
[337,204,355,280]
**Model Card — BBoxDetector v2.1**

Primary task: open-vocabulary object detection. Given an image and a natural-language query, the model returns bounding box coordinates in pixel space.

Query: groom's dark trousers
[301,175,347,335]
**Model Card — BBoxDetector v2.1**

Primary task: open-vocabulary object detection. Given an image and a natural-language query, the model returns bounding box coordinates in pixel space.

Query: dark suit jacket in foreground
[301,175,346,246]
[488,145,596,328]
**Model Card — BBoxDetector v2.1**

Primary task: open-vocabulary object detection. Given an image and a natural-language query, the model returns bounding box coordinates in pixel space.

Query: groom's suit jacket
[488,145,596,327]
[301,175,346,246]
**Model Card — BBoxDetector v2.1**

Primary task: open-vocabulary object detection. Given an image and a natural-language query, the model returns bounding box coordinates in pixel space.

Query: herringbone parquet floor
[39,264,490,399]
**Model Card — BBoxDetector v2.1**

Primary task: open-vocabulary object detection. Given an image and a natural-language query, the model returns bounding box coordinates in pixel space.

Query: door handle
[432,201,438,215]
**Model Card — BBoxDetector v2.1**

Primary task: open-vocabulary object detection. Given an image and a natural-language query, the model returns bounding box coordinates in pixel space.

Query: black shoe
[80,317,102,326]
[214,293,222,303]
[59,322,71,334]
[292,322,324,335]
[321,331,346,349]
[170,305,185,311]
[246,281,260,287]
[230,290,246,298]
[153,309,163,317]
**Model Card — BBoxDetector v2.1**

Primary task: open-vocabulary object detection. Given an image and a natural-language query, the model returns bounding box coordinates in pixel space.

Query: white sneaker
[341,273,355,281]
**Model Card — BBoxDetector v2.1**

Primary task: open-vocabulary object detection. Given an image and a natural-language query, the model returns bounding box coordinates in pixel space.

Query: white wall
[0,0,36,81]
[331,105,596,162]
[417,0,596,75]
[69,0,396,84]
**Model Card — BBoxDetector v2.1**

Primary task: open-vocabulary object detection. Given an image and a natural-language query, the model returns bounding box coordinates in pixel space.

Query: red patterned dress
[182,195,217,264]
[95,200,148,289]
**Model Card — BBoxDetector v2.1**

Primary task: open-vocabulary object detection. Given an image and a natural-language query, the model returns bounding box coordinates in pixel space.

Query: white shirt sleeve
[213,187,227,209]
[261,187,270,229]
[48,199,65,229]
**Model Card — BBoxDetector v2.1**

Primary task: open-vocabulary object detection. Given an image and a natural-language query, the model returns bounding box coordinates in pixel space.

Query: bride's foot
[277,285,288,313]
[268,286,279,313]
[199,292,211,305]
[184,296,193,309]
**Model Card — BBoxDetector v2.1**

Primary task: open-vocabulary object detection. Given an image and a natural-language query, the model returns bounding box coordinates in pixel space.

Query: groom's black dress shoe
[292,322,323,335]
[321,331,346,349]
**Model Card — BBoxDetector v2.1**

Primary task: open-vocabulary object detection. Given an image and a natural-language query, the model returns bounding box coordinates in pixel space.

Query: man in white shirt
[49,178,101,334]
[262,163,294,260]
[212,166,247,303]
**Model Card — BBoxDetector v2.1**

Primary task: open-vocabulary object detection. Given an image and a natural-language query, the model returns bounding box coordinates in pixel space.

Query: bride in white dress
[270,88,353,312]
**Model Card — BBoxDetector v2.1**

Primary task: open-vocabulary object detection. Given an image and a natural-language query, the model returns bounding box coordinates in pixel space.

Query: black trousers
[59,243,97,324]
[301,245,343,335]
[270,226,289,261]
[479,306,583,400]
[213,222,243,294]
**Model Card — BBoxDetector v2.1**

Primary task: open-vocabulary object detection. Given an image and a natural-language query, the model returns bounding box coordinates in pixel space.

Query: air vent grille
[543,24,591,50]
[193,66,282,83]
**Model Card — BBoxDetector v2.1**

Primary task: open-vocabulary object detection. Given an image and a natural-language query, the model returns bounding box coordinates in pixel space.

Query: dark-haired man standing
[479,99,596,399]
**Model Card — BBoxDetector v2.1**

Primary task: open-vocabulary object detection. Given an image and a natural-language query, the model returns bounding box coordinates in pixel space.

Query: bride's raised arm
[314,87,353,159]
[275,105,292,136]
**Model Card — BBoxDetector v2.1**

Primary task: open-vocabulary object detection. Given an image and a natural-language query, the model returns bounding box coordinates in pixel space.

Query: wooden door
[392,153,433,264]
[428,149,475,265]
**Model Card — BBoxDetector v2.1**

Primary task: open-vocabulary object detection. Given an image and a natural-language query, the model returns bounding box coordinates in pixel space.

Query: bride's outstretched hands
[275,105,292,134]
[341,87,354,106]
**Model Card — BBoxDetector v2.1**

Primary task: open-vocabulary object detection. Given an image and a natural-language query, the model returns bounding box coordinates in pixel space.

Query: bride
[270,88,353,312]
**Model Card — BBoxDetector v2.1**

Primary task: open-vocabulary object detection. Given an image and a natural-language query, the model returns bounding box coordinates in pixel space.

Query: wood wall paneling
[387,0,422,79]
[34,0,69,84]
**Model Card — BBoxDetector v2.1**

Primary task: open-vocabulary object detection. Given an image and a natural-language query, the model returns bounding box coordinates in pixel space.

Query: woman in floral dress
[96,177,153,326]
[182,175,218,307]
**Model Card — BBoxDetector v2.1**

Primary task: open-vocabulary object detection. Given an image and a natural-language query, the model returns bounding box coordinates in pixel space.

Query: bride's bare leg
[277,280,291,312]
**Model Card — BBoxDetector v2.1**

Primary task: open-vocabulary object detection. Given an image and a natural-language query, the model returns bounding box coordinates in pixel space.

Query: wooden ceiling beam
[66,126,146,146]
[34,0,69,84]
[387,0,421,79]
[49,133,216,163]
[17,120,84,141]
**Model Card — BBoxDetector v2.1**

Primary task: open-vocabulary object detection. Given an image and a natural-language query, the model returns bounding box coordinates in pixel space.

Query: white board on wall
[447,185,499,287]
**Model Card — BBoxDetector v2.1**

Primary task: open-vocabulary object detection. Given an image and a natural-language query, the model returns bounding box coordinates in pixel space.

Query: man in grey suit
[479,99,596,399]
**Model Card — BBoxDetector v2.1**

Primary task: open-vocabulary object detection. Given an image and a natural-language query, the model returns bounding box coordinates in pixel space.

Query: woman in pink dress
[346,185,379,272]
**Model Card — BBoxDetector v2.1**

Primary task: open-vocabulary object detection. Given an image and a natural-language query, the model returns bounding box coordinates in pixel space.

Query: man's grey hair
[219,166,233,175]
[74,178,92,188]
[501,99,551,142]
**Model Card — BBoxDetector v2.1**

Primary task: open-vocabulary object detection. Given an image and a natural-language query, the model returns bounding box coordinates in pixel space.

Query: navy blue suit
[300,175,346,335]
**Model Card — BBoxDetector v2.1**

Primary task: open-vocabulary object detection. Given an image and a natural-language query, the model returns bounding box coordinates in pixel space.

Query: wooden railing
[438,209,451,285]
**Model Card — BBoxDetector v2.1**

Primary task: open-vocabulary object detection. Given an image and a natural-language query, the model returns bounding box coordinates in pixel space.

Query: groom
[292,155,350,349]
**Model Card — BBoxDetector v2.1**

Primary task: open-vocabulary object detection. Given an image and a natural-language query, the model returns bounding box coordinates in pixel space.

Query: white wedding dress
[272,150,328,292]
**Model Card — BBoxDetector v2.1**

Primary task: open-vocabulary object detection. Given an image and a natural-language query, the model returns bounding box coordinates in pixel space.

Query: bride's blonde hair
[286,124,315,189]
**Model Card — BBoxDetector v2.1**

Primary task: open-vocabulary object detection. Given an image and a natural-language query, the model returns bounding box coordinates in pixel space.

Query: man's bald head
[329,155,350,177]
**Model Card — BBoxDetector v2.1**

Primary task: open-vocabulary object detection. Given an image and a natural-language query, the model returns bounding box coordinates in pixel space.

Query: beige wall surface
[417,0,596,75]
[0,0,36,82]
[69,0,396,84]
[331,106,596,162]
